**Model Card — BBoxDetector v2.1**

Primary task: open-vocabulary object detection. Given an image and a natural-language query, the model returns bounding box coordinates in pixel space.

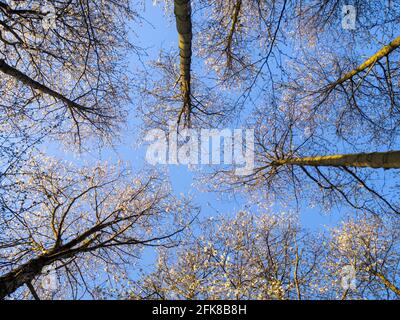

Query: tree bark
[331,36,400,87]
[174,0,192,126]
[369,269,400,296]
[226,0,242,69]
[272,151,400,169]
[0,255,49,299]
[0,59,91,113]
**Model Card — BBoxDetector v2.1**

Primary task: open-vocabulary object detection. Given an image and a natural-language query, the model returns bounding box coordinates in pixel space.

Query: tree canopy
[1,0,400,300]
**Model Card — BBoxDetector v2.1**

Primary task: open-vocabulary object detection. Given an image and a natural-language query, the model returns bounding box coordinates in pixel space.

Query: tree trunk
[331,36,400,87]
[226,0,242,69]
[369,269,400,296]
[0,256,48,299]
[0,59,90,113]
[174,0,192,125]
[273,151,400,169]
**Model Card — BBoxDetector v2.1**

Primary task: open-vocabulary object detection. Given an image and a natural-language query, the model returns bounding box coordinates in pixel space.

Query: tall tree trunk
[225,0,242,69]
[0,256,49,299]
[0,59,90,114]
[330,36,400,88]
[369,269,400,296]
[174,0,192,126]
[273,151,400,169]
